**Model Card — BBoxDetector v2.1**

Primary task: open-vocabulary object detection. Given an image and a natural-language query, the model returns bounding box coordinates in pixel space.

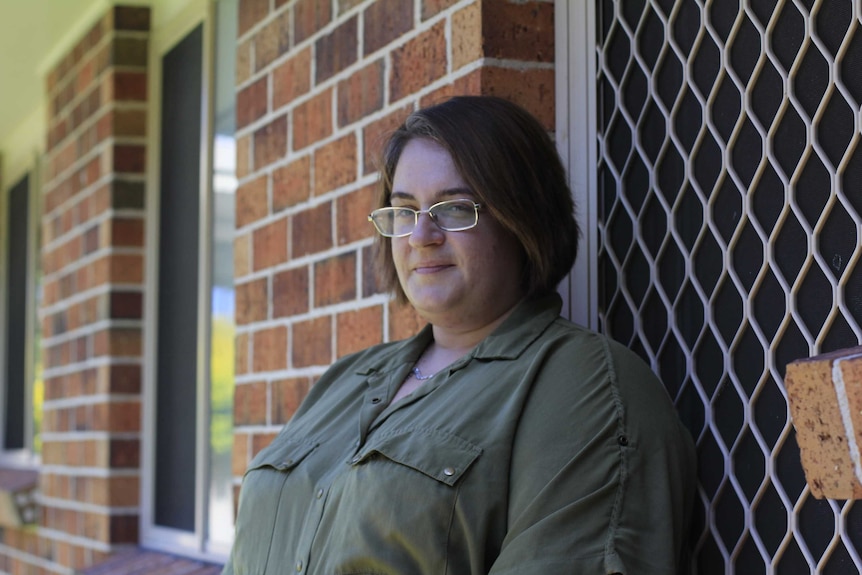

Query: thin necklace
[410,365,438,380]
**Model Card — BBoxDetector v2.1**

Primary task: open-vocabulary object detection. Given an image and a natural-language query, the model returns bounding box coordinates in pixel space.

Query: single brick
[112,108,147,137]
[237,38,253,85]
[235,277,269,324]
[314,252,357,307]
[252,216,288,271]
[273,266,310,317]
[337,59,384,128]
[273,155,312,212]
[236,174,269,228]
[234,381,268,426]
[239,0,270,37]
[315,16,358,84]
[339,188,375,249]
[113,144,146,173]
[254,10,291,72]
[786,346,862,499]
[111,36,149,67]
[236,76,269,129]
[235,231,251,278]
[293,88,333,151]
[363,0,413,55]
[253,115,288,169]
[109,438,140,468]
[473,65,554,127]
[295,0,333,44]
[271,377,312,424]
[106,401,142,433]
[292,316,332,367]
[109,514,140,544]
[452,1,482,70]
[389,21,447,103]
[233,434,250,476]
[253,325,288,372]
[111,217,145,247]
[109,291,143,319]
[252,432,278,457]
[93,327,142,357]
[236,134,251,178]
[106,364,141,394]
[272,47,312,109]
[236,332,250,376]
[483,1,555,63]
[110,70,148,101]
[313,133,357,195]
[112,5,151,31]
[292,202,333,258]
[361,104,412,174]
[422,0,459,20]
[108,253,144,283]
[111,179,146,210]
[337,305,383,357]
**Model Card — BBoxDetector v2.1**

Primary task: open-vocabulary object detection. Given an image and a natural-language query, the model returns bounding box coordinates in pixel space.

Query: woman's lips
[413,263,452,274]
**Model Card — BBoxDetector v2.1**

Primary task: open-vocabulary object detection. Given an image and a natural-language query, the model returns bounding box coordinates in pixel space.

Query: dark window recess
[155,23,203,532]
[4,175,29,450]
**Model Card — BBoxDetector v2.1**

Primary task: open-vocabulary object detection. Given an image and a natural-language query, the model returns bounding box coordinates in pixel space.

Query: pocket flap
[358,428,482,486]
[246,438,317,474]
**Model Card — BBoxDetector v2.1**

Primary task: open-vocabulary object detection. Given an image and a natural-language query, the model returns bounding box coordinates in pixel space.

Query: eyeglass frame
[368,198,483,237]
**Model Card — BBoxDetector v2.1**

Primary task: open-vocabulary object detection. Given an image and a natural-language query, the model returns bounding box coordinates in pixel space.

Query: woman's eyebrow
[390,188,475,202]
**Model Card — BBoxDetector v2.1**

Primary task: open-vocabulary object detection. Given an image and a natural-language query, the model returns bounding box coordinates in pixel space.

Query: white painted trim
[555,0,598,330]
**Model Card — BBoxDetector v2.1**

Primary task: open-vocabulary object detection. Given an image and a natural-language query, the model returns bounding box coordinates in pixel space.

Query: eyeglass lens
[371,199,478,236]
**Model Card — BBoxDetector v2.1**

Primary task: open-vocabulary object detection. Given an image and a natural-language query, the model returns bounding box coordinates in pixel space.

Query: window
[142,0,236,558]
[1,169,43,463]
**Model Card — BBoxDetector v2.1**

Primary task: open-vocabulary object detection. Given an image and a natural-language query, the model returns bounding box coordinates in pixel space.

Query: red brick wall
[0,6,151,575]
[231,0,556,496]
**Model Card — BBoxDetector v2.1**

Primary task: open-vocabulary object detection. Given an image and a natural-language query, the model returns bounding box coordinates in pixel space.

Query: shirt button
[296,561,303,572]
[443,467,455,476]
[351,455,361,464]
[316,488,324,499]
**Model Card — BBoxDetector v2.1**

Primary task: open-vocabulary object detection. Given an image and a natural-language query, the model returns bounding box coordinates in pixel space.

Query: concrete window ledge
[0,467,38,527]
[76,548,223,575]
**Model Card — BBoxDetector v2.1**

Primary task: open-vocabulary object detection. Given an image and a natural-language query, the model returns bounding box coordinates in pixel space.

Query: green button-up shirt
[223,294,696,575]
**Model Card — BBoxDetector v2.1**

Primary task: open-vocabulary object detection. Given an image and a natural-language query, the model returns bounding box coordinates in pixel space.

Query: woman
[223,96,696,574]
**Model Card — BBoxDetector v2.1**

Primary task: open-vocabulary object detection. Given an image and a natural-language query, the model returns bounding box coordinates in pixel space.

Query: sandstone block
[785,346,862,499]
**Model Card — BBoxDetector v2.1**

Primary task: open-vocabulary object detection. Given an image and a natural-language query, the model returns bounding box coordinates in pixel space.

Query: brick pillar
[230,0,555,505]
[35,6,149,573]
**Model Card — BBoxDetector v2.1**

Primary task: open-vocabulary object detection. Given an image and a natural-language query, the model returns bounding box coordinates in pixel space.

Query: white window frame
[0,153,43,467]
[141,0,228,560]
[555,0,599,330]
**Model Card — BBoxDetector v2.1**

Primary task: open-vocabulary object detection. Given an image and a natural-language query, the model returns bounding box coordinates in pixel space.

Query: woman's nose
[408,211,444,246]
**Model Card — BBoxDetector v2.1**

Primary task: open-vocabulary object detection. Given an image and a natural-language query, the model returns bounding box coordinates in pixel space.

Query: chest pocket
[245,437,318,475]
[353,427,482,486]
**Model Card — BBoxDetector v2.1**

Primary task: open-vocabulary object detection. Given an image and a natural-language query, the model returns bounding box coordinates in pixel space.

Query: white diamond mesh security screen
[593,0,862,572]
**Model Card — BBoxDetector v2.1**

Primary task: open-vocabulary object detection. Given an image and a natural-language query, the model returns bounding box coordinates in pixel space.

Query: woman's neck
[429,298,521,353]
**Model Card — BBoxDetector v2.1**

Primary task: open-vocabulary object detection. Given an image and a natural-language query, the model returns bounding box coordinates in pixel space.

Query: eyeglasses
[368,199,482,237]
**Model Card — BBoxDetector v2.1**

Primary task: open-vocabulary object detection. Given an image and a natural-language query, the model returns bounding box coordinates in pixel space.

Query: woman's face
[390,138,526,331]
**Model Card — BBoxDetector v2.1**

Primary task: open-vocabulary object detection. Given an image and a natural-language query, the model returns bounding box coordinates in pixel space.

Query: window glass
[2,171,42,458]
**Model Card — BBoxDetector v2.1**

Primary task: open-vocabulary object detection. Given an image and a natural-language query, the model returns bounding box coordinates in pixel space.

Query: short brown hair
[373,96,579,303]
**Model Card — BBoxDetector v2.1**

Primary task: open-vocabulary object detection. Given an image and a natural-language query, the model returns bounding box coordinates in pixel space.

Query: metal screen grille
[594,0,862,572]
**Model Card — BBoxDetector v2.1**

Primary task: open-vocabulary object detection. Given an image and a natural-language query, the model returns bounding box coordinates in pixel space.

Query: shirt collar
[355,292,563,376]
